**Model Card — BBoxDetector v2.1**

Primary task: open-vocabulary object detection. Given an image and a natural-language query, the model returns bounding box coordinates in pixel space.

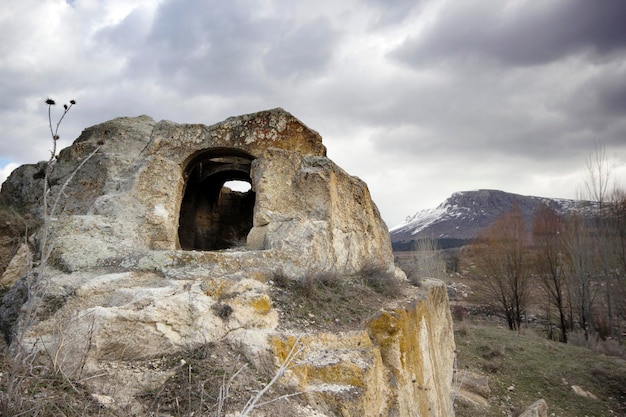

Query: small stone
[91,394,115,407]
[572,385,598,400]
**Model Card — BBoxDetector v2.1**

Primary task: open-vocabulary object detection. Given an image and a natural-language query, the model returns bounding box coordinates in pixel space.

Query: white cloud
[0,163,19,185]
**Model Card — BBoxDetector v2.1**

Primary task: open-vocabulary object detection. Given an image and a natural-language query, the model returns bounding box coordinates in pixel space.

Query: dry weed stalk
[449,354,467,416]
[1,98,103,416]
[239,336,306,416]
[213,336,308,417]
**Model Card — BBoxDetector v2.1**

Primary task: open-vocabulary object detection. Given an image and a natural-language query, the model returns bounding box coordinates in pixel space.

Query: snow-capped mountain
[390,189,593,250]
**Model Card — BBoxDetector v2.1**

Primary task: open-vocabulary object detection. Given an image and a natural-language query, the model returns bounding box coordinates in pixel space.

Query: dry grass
[0,338,304,417]
[271,267,405,332]
[0,344,113,417]
[139,342,303,417]
[358,262,403,297]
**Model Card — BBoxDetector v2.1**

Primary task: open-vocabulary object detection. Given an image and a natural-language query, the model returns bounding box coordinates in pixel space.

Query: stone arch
[178,148,255,250]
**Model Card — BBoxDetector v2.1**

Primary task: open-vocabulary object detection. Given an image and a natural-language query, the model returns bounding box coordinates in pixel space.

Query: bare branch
[239,336,305,417]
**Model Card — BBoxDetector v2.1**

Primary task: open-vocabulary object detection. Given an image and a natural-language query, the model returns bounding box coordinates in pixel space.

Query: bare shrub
[570,331,625,357]
[359,262,403,298]
[0,99,111,416]
[478,343,505,373]
[456,321,472,337]
[0,347,109,417]
[483,357,503,373]
[568,331,598,350]
[141,338,307,417]
[271,269,291,289]
[297,271,338,299]
[452,304,466,321]
[141,344,238,416]
[595,339,624,357]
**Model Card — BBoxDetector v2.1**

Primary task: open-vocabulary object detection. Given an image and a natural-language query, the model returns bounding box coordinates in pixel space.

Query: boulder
[1,109,392,278]
[271,280,455,417]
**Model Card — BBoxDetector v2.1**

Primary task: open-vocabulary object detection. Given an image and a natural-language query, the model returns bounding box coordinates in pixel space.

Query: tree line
[464,143,626,344]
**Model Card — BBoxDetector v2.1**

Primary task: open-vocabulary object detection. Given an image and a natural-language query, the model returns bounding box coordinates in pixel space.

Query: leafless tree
[561,213,597,339]
[532,204,569,342]
[578,140,622,339]
[467,204,531,331]
[413,236,448,280]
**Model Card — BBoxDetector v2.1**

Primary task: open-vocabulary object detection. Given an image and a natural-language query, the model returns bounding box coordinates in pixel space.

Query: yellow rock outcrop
[270,279,455,417]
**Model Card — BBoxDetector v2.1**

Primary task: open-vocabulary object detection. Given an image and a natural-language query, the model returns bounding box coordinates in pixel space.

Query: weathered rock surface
[271,279,455,417]
[0,243,30,289]
[518,399,548,417]
[1,109,392,278]
[0,108,455,416]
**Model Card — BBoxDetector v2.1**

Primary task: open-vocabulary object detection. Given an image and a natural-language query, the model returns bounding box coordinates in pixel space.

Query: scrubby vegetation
[270,266,406,332]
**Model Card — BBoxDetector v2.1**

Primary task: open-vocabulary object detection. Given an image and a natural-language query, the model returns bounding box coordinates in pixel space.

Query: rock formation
[0,108,455,416]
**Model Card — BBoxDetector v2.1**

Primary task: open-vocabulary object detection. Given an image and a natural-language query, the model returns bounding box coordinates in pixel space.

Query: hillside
[390,189,596,250]
[453,321,626,417]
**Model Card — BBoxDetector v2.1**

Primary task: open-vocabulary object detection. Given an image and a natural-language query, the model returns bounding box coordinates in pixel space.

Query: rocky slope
[390,189,597,250]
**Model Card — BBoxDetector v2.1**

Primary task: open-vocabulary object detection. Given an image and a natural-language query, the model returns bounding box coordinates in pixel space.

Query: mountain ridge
[390,189,596,250]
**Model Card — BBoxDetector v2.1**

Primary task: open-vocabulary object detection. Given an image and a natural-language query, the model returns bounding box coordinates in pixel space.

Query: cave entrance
[178,149,255,251]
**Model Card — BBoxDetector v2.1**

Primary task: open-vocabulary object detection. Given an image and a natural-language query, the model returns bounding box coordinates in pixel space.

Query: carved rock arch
[178,148,256,250]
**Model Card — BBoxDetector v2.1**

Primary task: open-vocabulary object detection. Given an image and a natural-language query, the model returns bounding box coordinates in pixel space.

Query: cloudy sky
[2,0,626,227]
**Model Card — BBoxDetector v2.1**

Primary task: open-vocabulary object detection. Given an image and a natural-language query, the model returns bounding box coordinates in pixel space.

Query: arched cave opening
[178,149,255,251]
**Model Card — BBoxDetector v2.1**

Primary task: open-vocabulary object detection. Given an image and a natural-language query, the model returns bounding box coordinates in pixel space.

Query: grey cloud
[262,16,340,79]
[325,63,605,168]
[594,72,626,117]
[362,0,423,26]
[106,0,342,97]
[116,0,275,96]
[392,0,626,68]
[3,0,626,226]
[95,7,153,51]
[552,63,626,149]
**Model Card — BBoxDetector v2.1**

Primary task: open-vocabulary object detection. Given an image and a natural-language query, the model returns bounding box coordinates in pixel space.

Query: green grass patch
[454,322,626,417]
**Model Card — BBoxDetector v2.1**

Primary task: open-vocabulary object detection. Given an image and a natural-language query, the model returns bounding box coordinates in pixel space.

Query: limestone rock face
[249,148,393,275]
[0,108,391,277]
[0,108,454,415]
[272,280,456,417]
